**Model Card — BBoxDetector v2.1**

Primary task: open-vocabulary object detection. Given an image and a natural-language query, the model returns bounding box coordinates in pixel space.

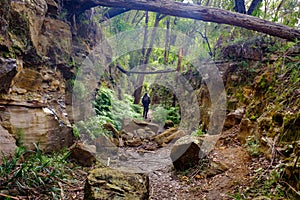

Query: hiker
[142,93,151,119]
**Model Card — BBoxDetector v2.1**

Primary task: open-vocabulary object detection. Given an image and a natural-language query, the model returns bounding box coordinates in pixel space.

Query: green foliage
[167,107,181,124]
[72,124,80,138]
[94,87,113,119]
[0,144,72,198]
[16,128,24,146]
[251,1,263,18]
[0,146,26,177]
[111,94,143,129]
[245,135,260,157]
[58,9,68,20]
[75,87,143,140]
[238,60,249,68]
[152,105,180,125]
[191,129,203,136]
[93,87,142,130]
[152,106,169,124]
[74,116,112,141]
[233,164,296,199]
[110,14,135,34]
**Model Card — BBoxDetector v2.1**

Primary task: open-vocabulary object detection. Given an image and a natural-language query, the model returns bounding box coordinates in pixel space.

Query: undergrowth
[74,87,143,141]
[231,163,299,199]
[0,144,85,199]
[152,105,180,125]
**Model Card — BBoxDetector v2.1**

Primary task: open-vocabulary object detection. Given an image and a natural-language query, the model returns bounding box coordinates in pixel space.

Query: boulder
[95,135,118,154]
[151,127,178,145]
[125,138,143,147]
[0,105,74,152]
[84,167,149,200]
[119,130,134,141]
[0,58,17,93]
[170,135,204,171]
[222,39,265,61]
[0,123,17,164]
[122,119,160,135]
[163,130,186,144]
[238,118,256,144]
[223,107,245,130]
[103,123,119,138]
[152,128,186,146]
[69,142,96,167]
[136,128,147,138]
[164,120,174,129]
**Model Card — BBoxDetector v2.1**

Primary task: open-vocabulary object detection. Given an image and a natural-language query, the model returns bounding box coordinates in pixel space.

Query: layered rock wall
[0,0,103,160]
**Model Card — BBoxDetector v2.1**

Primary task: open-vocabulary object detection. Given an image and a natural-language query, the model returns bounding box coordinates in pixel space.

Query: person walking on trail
[142,93,151,119]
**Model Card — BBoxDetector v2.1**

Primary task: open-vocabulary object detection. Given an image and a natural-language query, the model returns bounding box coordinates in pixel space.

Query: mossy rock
[84,167,149,200]
[282,113,300,142]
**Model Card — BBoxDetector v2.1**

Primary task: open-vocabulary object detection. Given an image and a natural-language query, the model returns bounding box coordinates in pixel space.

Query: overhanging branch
[100,8,131,22]
[92,0,300,41]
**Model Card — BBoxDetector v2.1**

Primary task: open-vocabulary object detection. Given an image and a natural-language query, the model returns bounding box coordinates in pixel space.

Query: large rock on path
[69,142,96,167]
[122,119,160,136]
[84,167,149,200]
[170,135,204,171]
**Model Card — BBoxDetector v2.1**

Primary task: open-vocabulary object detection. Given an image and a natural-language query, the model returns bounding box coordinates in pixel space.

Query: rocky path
[101,112,258,200]
[148,126,254,200]
[74,111,266,200]
[71,120,268,200]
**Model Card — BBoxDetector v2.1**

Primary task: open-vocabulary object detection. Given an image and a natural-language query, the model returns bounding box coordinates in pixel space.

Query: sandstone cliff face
[0,0,102,160]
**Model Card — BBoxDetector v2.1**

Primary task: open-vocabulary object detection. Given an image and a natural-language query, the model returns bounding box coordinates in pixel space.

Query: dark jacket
[142,94,150,107]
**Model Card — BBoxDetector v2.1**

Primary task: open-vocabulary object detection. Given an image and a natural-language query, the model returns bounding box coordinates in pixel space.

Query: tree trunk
[92,0,300,41]
[133,11,149,104]
[247,0,262,15]
[234,0,246,14]
[176,47,183,72]
[164,17,170,65]
[134,13,164,104]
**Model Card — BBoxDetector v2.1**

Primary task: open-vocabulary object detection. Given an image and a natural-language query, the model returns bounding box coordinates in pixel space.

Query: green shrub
[0,144,72,199]
[92,87,142,130]
[152,106,169,124]
[167,107,180,124]
[74,116,112,140]
[245,135,260,156]
[191,129,203,136]
[152,105,180,125]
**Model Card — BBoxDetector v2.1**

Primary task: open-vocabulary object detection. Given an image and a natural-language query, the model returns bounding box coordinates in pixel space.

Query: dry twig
[58,182,64,199]
[0,193,19,200]
[280,181,300,197]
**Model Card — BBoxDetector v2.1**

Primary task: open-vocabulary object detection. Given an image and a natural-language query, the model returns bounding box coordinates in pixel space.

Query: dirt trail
[149,126,253,200]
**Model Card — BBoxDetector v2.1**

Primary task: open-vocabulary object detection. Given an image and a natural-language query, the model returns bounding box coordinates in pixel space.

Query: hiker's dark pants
[143,106,149,119]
